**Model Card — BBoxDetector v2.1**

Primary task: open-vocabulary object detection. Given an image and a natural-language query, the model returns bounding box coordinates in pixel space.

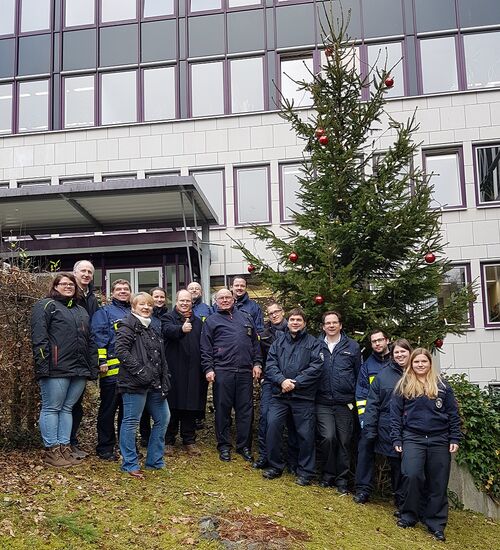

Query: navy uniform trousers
[355,432,376,493]
[96,380,123,456]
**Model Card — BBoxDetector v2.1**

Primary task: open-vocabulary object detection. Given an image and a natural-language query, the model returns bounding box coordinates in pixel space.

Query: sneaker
[43,445,73,468]
[60,444,82,465]
[70,445,88,459]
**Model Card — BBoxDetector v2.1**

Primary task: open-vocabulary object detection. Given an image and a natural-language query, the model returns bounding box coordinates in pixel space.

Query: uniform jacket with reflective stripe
[234,292,264,333]
[355,351,391,424]
[192,298,213,321]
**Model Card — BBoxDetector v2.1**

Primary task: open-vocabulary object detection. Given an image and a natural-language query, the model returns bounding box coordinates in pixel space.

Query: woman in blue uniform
[391,348,461,542]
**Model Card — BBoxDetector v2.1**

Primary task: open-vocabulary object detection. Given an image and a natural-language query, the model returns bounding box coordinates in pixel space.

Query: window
[102,174,136,182]
[191,61,224,117]
[424,150,464,209]
[235,166,270,224]
[476,144,500,204]
[280,56,313,107]
[191,170,225,226]
[18,80,49,132]
[144,0,175,17]
[420,37,458,94]
[21,0,51,33]
[438,265,472,326]
[60,177,94,185]
[280,164,304,222]
[18,179,50,188]
[190,0,221,12]
[101,0,137,23]
[464,31,500,89]
[367,42,404,98]
[229,0,261,6]
[0,0,15,36]
[100,25,138,67]
[64,75,95,128]
[0,83,12,134]
[101,72,137,125]
[143,67,176,121]
[65,0,94,27]
[230,57,264,113]
[483,264,500,325]
[146,171,181,178]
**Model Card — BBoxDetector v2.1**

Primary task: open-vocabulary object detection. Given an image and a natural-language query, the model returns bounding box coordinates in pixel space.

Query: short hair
[111,278,131,292]
[176,289,192,300]
[266,300,282,310]
[231,276,247,287]
[287,307,306,322]
[131,292,154,308]
[73,259,94,273]
[187,281,202,289]
[150,287,166,296]
[368,328,389,341]
[216,288,233,300]
[48,272,82,300]
[391,338,413,357]
[322,310,343,324]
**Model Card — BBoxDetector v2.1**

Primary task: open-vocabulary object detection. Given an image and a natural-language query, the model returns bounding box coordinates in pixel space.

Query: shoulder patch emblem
[435,397,443,409]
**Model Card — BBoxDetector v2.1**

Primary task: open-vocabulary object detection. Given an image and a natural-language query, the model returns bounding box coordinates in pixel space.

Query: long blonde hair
[395,348,442,399]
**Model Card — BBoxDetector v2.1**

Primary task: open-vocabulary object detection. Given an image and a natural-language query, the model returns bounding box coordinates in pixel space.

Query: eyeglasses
[218,296,233,301]
[57,282,75,288]
[268,309,283,316]
[371,338,387,344]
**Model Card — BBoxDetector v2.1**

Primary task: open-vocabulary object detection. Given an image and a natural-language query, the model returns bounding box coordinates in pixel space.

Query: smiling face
[216,289,234,311]
[187,282,202,300]
[232,277,247,299]
[411,353,431,379]
[393,345,411,368]
[132,297,153,318]
[288,314,306,335]
[267,304,284,326]
[112,282,131,303]
[152,289,166,308]
[73,261,94,289]
[323,313,342,340]
[370,332,389,355]
[176,290,192,315]
[55,276,76,298]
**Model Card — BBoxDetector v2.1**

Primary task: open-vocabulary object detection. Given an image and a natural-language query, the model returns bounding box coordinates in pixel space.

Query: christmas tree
[234,6,474,348]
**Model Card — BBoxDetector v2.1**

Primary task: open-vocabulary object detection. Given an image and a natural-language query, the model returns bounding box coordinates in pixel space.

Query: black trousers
[388,455,404,508]
[139,409,151,444]
[316,403,354,488]
[213,368,253,452]
[355,431,376,493]
[70,387,85,445]
[400,431,451,532]
[165,409,198,445]
[96,381,123,455]
[266,397,316,480]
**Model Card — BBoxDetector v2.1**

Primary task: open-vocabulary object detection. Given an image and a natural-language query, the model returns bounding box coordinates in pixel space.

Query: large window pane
[0,0,15,36]
[192,170,225,226]
[229,0,261,6]
[367,42,404,98]
[144,0,175,17]
[281,164,304,222]
[64,75,94,128]
[476,144,500,203]
[0,83,12,134]
[101,0,136,23]
[18,80,49,132]
[191,62,224,117]
[21,0,51,33]
[101,71,137,125]
[484,264,500,324]
[280,57,313,107]
[420,37,458,94]
[438,265,471,325]
[464,31,500,89]
[230,57,264,113]
[65,0,94,27]
[143,67,176,121]
[100,25,138,67]
[425,151,463,209]
[236,167,269,224]
[191,0,221,12]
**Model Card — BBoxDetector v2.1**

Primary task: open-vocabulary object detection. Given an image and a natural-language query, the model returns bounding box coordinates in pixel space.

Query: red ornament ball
[247,264,256,273]
[314,295,325,305]
[315,127,325,138]
[385,76,394,88]
[424,252,436,264]
[288,251,298,263]
[319,135,329,146]
[434,338,444,349]
[325,47,334,57]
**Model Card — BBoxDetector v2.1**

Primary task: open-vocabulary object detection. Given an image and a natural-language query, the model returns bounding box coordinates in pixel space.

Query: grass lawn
[0,439,497,549]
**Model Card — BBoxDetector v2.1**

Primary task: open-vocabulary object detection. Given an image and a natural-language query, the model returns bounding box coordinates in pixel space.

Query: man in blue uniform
[200,288,262,463]
[187,281,213,321]
[231,276,264,333]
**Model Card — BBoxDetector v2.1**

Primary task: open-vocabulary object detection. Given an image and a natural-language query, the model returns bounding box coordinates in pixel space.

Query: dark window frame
[480,261,500,328]
[62,73,96,129]
[233,164,272,226]
[473,142,500,207]
[439,262,474,328]
[190,167,227,228]
[279,161,303,224]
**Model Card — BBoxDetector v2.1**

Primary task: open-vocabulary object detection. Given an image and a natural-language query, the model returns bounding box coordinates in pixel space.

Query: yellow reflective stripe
[356,400,367,407]
[107,358,120,366]
[39,348,45,359]
[201,316,207,322]
[113,322,119,331]
[98,348,107,359]
[369,375,375,384]
[99,367,119,378]
[358,407,365,415]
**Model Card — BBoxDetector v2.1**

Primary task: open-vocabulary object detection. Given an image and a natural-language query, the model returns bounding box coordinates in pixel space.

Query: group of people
[30,263,461,541]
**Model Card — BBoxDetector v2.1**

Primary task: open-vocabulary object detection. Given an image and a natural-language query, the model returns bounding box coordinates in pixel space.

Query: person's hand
[395,445,403,453]
[206,371,215,383]
[182,318,192,333]
[253,365,262,380]
[449,443,459,453]
[99,363,108,374]
[281,379,295,393]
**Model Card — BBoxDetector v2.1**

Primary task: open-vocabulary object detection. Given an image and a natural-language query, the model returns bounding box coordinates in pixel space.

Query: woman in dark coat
[31,273,97,468]
[163,289,207,456]
[115,292,170,478]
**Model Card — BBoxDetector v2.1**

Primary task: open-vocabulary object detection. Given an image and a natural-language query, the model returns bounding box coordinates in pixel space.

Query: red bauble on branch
[424,252,436,264]
[288,251,298,263]
[247,264,256,273]
[314,295,325,305]
[325,47,334,57]
[315,127,325,138]
[318,135,329,146]
[384,76,394,88]
[434,338,444,349]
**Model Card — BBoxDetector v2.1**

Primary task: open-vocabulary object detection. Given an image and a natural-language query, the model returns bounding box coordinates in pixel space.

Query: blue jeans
[120,391,170,472]
[38,377,87,447]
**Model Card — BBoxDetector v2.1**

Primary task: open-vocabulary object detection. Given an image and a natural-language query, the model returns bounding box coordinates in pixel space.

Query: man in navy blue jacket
[187,281,213,321]
[263,308,323,486]
[231,277,264,333]
[200,288,262,463]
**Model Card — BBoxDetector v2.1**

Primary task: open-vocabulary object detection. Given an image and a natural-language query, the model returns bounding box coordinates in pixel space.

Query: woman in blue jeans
[31,273,97,467]
[115,292,170,478]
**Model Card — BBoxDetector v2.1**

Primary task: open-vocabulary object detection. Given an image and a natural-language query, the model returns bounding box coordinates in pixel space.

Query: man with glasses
[200,288,262,463]
[353,329,391,503]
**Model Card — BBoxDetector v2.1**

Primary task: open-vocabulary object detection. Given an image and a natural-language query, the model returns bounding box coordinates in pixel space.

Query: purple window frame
[279,161,303,224]
[62,73,96,129]
[99,0,139,26]
[0,0,17,38]
[140,64,178,122]
[142,0,177,20]
[233,164,271,226]
[190,167,227,228]
[228,55,267,114]
[480,261,500,328]
[188,59,226,118]
[227,0,262,10]
[188,0,223,16]
[62,0,97,31]
[0,82,14,135]
[473,143,500,207]
[277,53,315,109]
[19,0,53,36]
[440,262,474,329]
[422,147,466,210]
[462,29,500,91]
[99,69,139,126]
[16,78,51,134]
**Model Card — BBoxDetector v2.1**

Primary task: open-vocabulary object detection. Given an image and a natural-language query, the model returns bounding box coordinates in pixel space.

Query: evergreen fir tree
[234,6,474,348]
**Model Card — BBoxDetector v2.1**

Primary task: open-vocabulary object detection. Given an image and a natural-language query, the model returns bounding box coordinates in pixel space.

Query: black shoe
[353,492,369,504]
[319,479,332,488]
[336,486,349,495]
[262,467,282,480]
[295,476,310,486]
[393,510,401,518]
[428,528,446,542]
[219,450,231,462]
[252,457,268,469]
[397,519,416,529]
[236,447,254,463]
[287,465,297,475]
[195,419,205,430]
[98,452,118,461]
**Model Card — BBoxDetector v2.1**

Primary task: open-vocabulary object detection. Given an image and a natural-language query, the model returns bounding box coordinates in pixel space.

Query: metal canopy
[0,176,219,236]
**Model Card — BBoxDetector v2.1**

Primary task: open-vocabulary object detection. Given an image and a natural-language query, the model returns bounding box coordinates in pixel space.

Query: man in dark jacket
[263,308,323,486]
[316,311,361,493]
[200,288,262,463]
[91,279,131,460]
[70,259,99,458]
[232,277,264,333]
[187,281,213,321]
[163,289,206,456]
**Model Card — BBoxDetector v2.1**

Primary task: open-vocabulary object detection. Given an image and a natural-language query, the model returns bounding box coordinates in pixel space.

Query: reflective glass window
[0,0,15,36]
[65,0,95,27]
[281,164,304,222]
[143,67,176,121]
[64,75,95,128]
[367,42,404,98]
[21,0,51,33]
[228,1,260,6]
[101,71,137,125]
[191,61,224,117]
[18,80,49,132]
[191,170,225,226]
[144,0,175,17]
[230,57,264,113]
[438,265,471,325]
[484,264,500,324]
[191,0,221,12]
[18,34,51,76]
[464,31,500,89]
[100,25,138,67]
[0,83,12,134]
[280,57,313,107]
[101,0,137,22]
[235,166,270,224]
[476,144,500,203]
[420,37,458,94]
[424,151,464,209]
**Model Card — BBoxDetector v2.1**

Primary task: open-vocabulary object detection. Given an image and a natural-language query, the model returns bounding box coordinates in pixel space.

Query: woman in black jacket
[31,273,97,468]
[115,292,170,478]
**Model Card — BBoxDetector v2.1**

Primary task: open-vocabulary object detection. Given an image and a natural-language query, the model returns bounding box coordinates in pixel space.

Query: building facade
[0,0,499,385]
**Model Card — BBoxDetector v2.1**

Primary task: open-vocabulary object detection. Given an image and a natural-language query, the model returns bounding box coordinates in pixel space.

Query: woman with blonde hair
[391,348,461,542]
